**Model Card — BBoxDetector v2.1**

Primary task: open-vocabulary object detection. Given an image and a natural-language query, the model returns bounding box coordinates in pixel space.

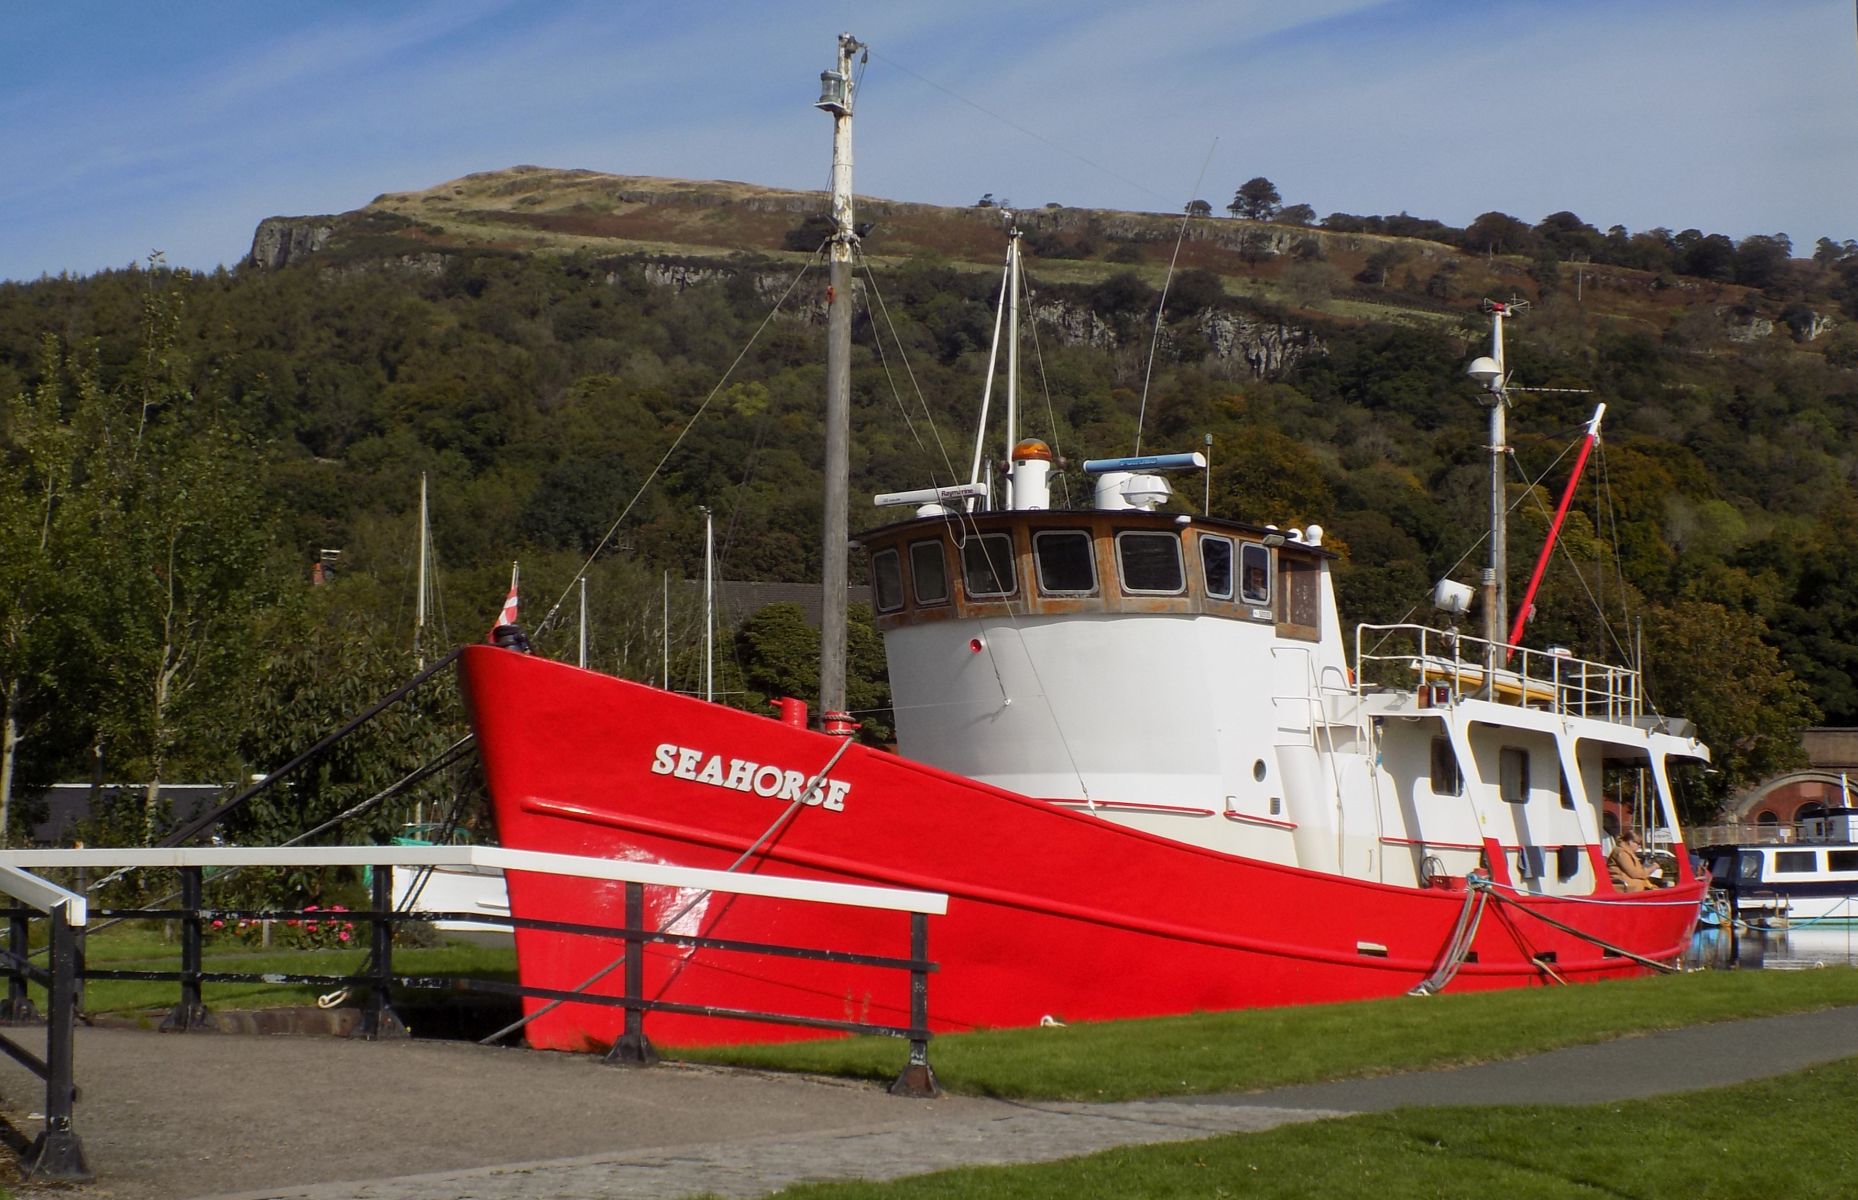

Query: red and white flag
[488,562,519,638]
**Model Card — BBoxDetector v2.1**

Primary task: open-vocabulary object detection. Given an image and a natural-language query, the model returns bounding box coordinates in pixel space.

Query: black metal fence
[0,872,91,1182]
[0,856,941,1175]
[67,864,939,1093]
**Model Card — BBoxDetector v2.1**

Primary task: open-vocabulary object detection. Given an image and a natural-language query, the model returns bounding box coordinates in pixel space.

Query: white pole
[703,507,714,703]
[578,576,588,669]
[1004,231,1021,508]
[661,570,669,689]
[415,473,429,668]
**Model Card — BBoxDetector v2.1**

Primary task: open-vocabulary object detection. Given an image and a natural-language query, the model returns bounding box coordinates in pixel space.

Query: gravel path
[0,1006,1854,1200]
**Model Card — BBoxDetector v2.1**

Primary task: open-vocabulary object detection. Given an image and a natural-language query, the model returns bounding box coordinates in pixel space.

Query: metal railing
[0,844,949,1174]
[0,864,91,1182]
[1355,623,1643,721]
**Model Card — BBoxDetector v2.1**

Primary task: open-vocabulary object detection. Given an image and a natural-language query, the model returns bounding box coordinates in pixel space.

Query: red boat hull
[460,646,1705,1051]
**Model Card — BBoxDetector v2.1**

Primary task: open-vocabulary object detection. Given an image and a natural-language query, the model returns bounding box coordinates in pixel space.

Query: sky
[4,0,1856,283]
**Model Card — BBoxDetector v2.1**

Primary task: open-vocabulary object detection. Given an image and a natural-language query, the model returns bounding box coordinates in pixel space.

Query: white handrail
[0,847,946,917]
[0,863,88,927]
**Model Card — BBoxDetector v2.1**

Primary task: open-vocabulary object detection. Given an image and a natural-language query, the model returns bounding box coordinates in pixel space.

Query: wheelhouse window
[1430,737,1462,797]
[1774,851,1818,874]
[1240,543,1272,606]
[1034,530,1097,595]
[961,533,1016,598]
[1201,535,1234,600]
[1829,850,1858,872]
[909,540,949,605]
[1277,554,1320,638]
[872,548,904,613]
[1499,747,1529,804]
[1116,531,1184,594]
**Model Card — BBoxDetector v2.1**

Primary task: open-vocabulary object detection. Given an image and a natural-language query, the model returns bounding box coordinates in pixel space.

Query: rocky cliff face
[247,217,336,270]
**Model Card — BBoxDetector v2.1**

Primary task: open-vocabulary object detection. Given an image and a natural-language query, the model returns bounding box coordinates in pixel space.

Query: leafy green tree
[1228,178,1281,221]
[732,602,891,744]
[1642,598,1816,819]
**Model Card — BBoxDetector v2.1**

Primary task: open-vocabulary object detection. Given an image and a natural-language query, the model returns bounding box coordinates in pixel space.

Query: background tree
[1228,177,1281,220]
[1185,199,1212,218]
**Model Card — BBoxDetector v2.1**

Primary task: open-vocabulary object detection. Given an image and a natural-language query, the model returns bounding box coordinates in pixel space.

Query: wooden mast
[817,32,862,731]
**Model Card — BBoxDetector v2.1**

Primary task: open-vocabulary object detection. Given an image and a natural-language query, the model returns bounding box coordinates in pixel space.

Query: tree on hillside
[1277,203,1316,226]
[1185,199,1213,218]
[1228,177,1281,221]
[1462,211,1538,257]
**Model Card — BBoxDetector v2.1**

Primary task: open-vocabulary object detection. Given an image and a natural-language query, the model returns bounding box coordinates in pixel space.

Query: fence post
[360,866,406,1038]
[160,867,215,1032]
[888,911,939,1098]
[0,910,40,1023]
[603,881,656,1066]
[25,905,91,1182]
[353,865,405,1040]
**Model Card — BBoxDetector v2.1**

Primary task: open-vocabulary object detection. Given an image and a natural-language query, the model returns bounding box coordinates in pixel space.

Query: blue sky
[4,0,1854,282]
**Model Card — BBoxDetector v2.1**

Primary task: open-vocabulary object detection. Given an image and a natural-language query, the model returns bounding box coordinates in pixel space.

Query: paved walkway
[1,1007,1855,1200]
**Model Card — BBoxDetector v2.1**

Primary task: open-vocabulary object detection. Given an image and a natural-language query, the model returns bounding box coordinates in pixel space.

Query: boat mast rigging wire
[1133,140,1218,458]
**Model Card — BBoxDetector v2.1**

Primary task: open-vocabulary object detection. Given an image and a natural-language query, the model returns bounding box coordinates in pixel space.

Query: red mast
[1506,403,1606,659]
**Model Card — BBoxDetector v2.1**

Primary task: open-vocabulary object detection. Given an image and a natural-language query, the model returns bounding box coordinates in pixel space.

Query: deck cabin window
[1034,530,1097,595]
[1276,554,1320,638]
[1558,769,1575,810]
[1240,543,1272,606]
[1774,851,1818,874]
[1736,852,1762,883]
[872,549,904,613]
[1430,737,1463,797]
[1117,531,1184,594]
[1556,845,1582,881]
[961,534,1016,598]
[1201,535,1234,599]
[1499,747,1529,804]
[1829,850,1858,872]
[909,540,949,605]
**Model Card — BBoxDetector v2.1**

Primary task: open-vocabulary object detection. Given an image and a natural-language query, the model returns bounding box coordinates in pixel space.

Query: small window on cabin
[1034,530,1097,595]
[1430,737,1463,797]
[1829,850,1858,872]
[1773,851,1818,874]
[1558,768,1575,810]
[961,534,1016,598]
[1515,847,1544,880]
[1499,747,1529,804]
[1201,535,1234,600]
[1276,553,1320,636]
[1240,543,1272,606]
[1556,845,1582,881]
[1736,852,1763,883]
[909,540,949,605]
[872,549,904,613]
[1117,531,1184,594]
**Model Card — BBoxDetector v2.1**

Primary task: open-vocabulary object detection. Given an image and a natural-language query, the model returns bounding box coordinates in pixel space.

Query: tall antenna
[1464,298,1529,649]
[815,31,864,732]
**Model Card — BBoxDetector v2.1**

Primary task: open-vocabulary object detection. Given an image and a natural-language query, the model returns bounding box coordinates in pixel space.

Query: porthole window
[1201,535,1234,600]
[961,533,1016,598]
[1034,530,1097,595]
[1116,531,1184,594]
[910,540,949,605]
[1252,759,1267,782]
[872,549,903,613]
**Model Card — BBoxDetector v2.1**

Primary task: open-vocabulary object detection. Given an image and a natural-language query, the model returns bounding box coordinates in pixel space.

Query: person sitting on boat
[1608,830,1656,893]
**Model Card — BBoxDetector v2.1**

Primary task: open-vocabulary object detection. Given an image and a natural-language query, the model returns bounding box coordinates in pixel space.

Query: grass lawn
[762,1055,1858,1199]
[674,967,1858,1102]
[19,923,516,1017]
